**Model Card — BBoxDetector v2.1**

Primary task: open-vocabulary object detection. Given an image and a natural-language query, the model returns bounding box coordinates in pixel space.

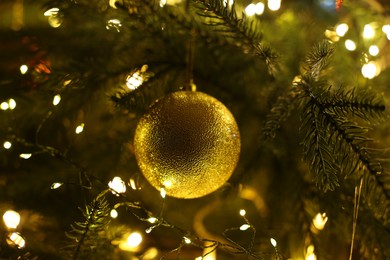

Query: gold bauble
[134,91,240,199]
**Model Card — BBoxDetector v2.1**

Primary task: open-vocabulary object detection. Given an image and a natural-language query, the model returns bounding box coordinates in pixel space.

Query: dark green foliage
[64,191,112,260]
[194,0,279,75]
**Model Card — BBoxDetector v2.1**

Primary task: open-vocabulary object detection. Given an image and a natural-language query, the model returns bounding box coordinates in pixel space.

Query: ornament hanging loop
[183,28,197,92]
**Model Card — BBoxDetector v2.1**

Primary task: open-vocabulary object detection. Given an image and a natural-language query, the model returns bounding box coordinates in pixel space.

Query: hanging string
[349,177,363,260]
[184,0,196,91]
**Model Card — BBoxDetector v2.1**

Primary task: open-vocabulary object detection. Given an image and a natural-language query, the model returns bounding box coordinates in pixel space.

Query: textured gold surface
[134,91,240,199]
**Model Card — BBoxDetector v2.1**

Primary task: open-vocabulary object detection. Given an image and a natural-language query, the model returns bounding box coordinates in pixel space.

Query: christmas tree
[1,0,389,259]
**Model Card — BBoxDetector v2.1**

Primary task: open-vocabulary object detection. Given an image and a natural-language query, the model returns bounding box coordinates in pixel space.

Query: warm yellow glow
[160,0,167,7]
[202,241,217,260]
[108,177,127,195]
[109,0,119,8]
[44,8,59,17]
[383,24,390,34]
[160,187,166,198]
[335,23,349,37]
[239,224,250,231]
[239,209,246,216]
[312,212,328,230]
[48,16,62,28]
[7,232,25,248]
[255,2,265,15]
[19,153,32,159]
[129,178,137,190]
[44,8,62,28]
[126,72,144,90]
[75,123,84,134]
[368,45,379,56]
[127,232,142,248]
[51,182,63,189]
[53,94,61,106]
[268,0,281,11]
[223,0,234,7]
[270,238,277,247]
[363,24,375,39]
[3,210,20,229]
[3,141,12,149]
[106,19,122,32]
[163,0,182,5]
[1,102,9,110]
[163,180,173,188]
[20,65,28,74]
[345,39,356,51]
[324,30,339,42]
[63,79,72,86]
[110,209,118,218]
[143,247,159,259]
[8,99,16,110]
[245,4,256,16]
[382,25,390,40]
[361,62,378,79]
[305,245,316,260]
[183,237,191,244]
[147,217,158,224]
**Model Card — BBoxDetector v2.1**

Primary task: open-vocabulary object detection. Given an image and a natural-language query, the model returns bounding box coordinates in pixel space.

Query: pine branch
[321,87,385,121]
[262,86,304,141]
[64,191,111,260]
[193,0,279,76]
[304,40,335,78]
[301,99,340,191]
[299,79,390,201]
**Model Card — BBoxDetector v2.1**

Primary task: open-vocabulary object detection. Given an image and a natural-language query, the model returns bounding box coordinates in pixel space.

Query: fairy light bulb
[147,217,158,224]
[245,4,256,16]
[110,209,118,218]
[368,45,379,56]
[8,99,16,110]
[7,232,25,248]
[3,210,21,229]
[255,2,265,14]
[160,187,166,198]
[53,95,61,106]
[239,209,246,216]
[361,62,378,79]
[19,153,32,159]
[363,24,375,39]
[345,39,356,51]
[312,212,328,230]
[108,177,126,195]
[51,182,63,189]
[3,141,12,149]
[335,23,349,37]
[126,72,144,90]
[19,65,28,75]
[127,232,142,248]
[75,123,84,134]
[270,238,277,247]
[268,0,281,11]
[239,224,250,231]
[1,102,9,110]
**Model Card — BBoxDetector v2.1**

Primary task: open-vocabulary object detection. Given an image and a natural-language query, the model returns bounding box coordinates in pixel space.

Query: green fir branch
[304,40,335,78]
[262,86,304,141]
[65,191,111,260]
[320,87,385,121]
[300,99,340,191]
[299,79,390,199]
[194,0,278,75]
